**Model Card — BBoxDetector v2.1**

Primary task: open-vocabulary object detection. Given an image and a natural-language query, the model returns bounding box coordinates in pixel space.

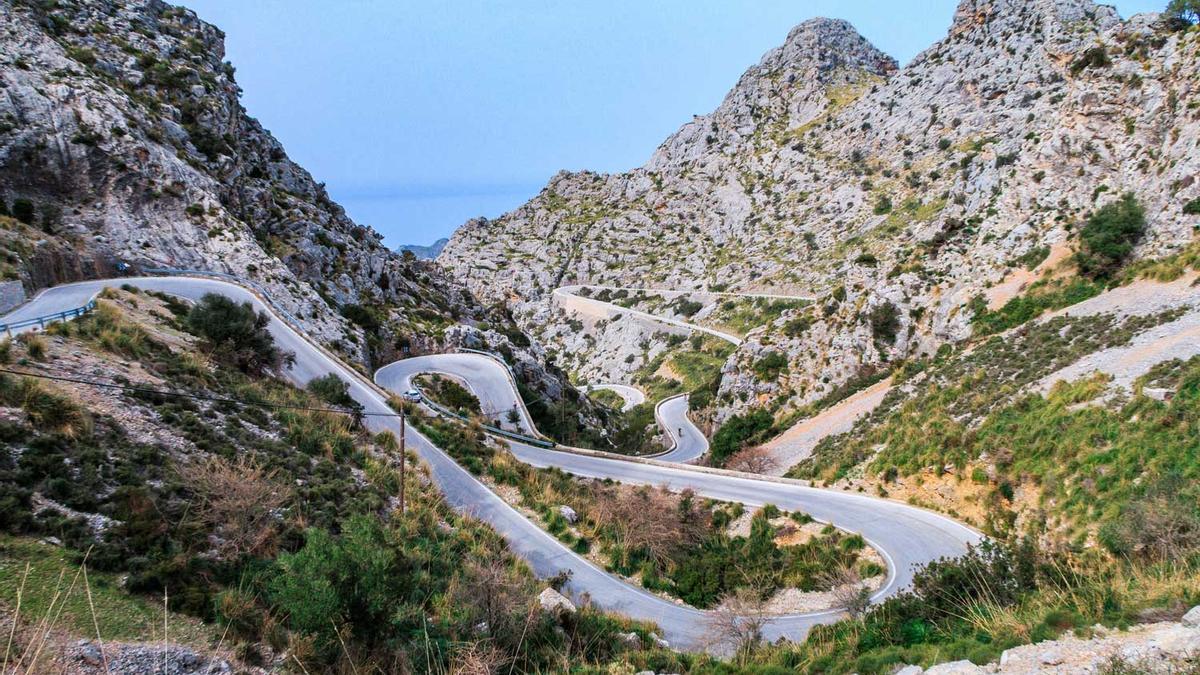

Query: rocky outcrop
[439,1,1200,423]
[0,0,475,364]
[905,605,1200,674]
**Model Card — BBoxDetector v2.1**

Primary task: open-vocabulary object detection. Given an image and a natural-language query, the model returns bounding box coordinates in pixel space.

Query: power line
[0,367,408,419]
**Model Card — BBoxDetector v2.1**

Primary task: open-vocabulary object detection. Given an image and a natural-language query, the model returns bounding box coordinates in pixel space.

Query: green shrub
[11,198,34,225]
[873,195,893,215]
[185,293,292,375]
[1183,197,1200,215]
[339,303,381,333]
[0,373,90,436]
[869,302,901,345]
[420,375,482,416]
[306,373,363,418]
[1071,46,1111,74]
[1076,193,1146,280]
[1166,0,1199,25]
[711,408,774,463]
[269,516,405,660]
[752,351,788,381]
[671,297,703,317]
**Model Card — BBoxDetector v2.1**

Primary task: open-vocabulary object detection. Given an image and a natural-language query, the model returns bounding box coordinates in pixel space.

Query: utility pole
[399,412,406,515]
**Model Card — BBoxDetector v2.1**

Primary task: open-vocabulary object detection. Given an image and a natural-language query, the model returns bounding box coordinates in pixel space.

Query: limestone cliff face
[0,0,598,427]
[440,1,1200,421]
[0,0,466,363]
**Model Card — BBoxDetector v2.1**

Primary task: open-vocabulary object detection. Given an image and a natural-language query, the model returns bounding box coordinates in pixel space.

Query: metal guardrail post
[1,298,98,335]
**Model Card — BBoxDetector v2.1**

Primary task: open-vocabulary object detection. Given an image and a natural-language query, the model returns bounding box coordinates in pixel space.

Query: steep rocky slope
[0,0,599,429]
[440,0,1200,423]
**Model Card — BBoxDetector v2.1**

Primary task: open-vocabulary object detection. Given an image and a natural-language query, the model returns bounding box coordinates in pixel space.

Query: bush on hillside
[1166,0,1199,25]
[711,408,774,463]
[869,302,901,345]
[185,293,293,375]
[1098,474,1200,562]
[752,351,788,381]
[306,373,364,421]
[11,198,34,225]
[671,297,703,317]
[1076,193,1146,280]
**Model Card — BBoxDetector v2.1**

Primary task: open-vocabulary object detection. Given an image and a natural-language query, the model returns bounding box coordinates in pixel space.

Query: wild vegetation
[406,408,875,611]
[758,295,1200,670]
[0,292,667,672]
[415,372,483,416]
[735,540,1200,673]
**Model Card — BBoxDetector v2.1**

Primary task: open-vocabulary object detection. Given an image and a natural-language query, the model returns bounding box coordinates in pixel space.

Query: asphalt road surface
[4,276,981,651]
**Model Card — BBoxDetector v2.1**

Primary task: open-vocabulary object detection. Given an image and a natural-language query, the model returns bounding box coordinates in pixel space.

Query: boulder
[558,505,578,523]
[1182,605,1200,627]
[537,587,576,615]
[923,661,984,675]
[617,631,641,649]
[76,639,103,666]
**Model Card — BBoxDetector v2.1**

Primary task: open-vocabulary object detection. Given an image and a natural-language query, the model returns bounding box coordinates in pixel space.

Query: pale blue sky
[181,1,1163,247]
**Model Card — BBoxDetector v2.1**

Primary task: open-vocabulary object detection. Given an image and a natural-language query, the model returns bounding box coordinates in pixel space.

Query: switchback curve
[4,275,981,651]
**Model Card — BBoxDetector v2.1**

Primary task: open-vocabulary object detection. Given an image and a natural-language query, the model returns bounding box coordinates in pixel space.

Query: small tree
[306,373,364,423]
[705,587,769,663]
[711,409,774,463]
[11,198,34,225]
[869,301,901,346]
[185,293,293,375]
[1166,0,1199,25]
[725,446,779,474]
[1076,192,1146,280]
[820,564,873,619]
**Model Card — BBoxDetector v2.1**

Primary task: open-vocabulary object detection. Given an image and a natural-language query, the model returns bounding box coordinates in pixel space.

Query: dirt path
[1049,272,1200,320]
[984,242,1073,310]
[766,273,1200,474]
[761,377,893,475]
[1039,310,1200,393]
[1036,273,1200,392]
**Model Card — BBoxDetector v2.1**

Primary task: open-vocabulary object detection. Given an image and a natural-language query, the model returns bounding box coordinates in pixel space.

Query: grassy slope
[0,536,215,645]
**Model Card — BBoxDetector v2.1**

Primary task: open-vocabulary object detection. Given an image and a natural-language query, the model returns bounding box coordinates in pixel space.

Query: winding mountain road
[3,276,980,651]
[579,383,644,411]
[653,394,709,463]
[553,284,745,345]
[375,351,538,435]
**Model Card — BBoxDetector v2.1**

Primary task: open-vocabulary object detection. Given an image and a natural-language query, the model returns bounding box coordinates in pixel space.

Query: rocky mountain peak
[775,17,898,79]
[440,0,1199,427]
[647,17,894,170]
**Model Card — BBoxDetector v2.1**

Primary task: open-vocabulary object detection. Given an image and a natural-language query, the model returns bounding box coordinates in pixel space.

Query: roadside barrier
[0,299,96,336]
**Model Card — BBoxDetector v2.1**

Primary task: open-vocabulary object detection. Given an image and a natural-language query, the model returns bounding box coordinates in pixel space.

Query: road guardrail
[1,299,97,337]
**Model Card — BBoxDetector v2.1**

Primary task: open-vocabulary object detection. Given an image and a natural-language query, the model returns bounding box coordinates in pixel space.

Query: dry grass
[177,455,290,561]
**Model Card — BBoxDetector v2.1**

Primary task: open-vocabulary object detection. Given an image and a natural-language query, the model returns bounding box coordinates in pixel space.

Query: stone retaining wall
[0,280,26,314]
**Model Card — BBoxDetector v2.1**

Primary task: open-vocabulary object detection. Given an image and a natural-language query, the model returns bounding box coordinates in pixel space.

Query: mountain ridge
[438,0,1200,425]
[398,236,449,260]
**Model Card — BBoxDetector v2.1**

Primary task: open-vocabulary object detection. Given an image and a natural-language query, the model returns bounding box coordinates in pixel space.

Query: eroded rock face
[440,1,1200,422]
[0,0,472,364]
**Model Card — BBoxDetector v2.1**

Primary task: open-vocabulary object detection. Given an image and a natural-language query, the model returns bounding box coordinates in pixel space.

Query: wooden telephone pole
[399,412,406,515]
